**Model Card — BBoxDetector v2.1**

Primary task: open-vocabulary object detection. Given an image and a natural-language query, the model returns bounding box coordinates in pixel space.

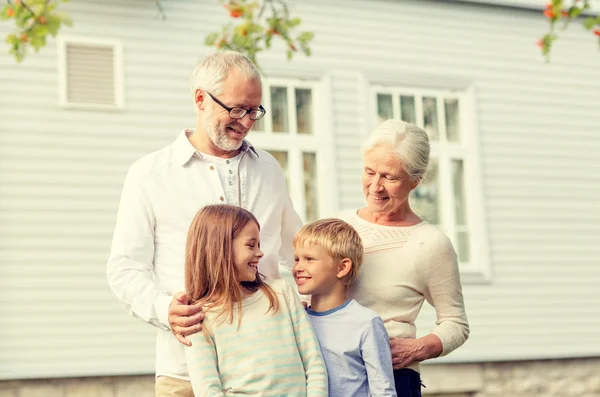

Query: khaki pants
[155,376,194,397]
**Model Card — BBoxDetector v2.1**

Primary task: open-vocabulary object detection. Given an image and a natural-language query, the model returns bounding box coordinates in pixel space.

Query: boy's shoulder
[345,300,382,324]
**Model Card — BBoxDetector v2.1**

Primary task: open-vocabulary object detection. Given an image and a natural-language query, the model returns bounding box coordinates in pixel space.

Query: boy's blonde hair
[293,218,364,287]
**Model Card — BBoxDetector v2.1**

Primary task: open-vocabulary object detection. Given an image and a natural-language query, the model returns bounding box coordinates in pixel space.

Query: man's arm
[362,317,397,397]
[106,165,170,328]
[106,165,203,342]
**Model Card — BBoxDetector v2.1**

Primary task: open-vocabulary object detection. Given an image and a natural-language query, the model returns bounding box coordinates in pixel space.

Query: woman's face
[362,145,419,216]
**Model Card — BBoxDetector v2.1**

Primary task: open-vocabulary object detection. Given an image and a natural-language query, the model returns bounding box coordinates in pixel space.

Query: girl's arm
[185,332,225,397]
[361,317,397,397]
[282,282,328,397]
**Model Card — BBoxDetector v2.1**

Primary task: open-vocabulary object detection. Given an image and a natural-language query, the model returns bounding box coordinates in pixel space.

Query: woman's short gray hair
[361,119,430,181]
[190,51,261,96]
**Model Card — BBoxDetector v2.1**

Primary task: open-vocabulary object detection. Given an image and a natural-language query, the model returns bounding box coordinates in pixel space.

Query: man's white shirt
[106,130,303,379]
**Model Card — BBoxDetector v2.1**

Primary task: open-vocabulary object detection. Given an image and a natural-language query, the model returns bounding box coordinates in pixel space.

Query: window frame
[250,76,337,223]
[57,36,125,111]
[371,84,491,284]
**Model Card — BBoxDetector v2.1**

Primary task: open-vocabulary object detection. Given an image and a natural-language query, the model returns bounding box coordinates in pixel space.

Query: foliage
[537,0,600,60]
[205,0,314,67]
[1,0,72,62]
[2,0,313,66]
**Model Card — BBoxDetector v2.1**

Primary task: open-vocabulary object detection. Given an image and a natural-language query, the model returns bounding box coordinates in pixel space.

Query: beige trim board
[421,363,484,394]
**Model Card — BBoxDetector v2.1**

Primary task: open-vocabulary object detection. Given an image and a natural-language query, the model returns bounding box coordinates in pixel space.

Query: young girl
[184,204,328,397]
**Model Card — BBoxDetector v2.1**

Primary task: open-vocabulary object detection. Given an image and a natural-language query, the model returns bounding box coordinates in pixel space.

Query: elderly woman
[339,119,469,397]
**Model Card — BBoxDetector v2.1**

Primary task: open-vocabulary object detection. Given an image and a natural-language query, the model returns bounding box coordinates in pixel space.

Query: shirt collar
[173,129,259,166]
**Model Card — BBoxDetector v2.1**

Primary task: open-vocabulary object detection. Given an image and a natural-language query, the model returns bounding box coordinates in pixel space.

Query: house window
[57,37,124,110]
[372,86,490,282]
[251,78,329,223]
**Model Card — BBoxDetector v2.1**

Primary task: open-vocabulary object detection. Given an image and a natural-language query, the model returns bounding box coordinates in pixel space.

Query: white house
[1,0,599,396]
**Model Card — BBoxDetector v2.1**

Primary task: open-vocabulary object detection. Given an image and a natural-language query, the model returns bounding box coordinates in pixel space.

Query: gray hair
[190,51,261,96]
[361,119,430,181]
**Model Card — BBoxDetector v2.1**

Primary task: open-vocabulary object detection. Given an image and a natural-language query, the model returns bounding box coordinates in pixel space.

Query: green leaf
[205,32,219,45]
[288,17,301,27]
[5,34,16,45]
[31,24,49,37]
[0,6,12,20]
[47,18,61,36]
[246,23,263,35]
[297,31,314,43]
[286,50,293,60]
[16,11,33,27]
[583,17,597,30]
[31,35,46,52]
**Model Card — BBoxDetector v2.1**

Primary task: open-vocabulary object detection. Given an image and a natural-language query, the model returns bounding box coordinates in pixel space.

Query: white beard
[203,109,244,152]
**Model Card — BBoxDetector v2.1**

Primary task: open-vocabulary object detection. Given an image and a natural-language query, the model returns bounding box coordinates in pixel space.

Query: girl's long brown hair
[185,204,279,327]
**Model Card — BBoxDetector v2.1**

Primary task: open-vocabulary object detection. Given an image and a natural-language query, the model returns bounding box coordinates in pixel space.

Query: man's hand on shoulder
[169,291,204,346]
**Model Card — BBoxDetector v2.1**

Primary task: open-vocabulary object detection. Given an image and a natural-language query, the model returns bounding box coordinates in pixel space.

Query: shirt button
[229,181,233,186]
[219,196,224,202]
[229,170,233,174]
[226,160,230,164]
[209,166,215,170]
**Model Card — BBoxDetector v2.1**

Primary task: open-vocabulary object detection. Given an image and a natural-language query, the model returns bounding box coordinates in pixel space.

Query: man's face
[201,69,262,152]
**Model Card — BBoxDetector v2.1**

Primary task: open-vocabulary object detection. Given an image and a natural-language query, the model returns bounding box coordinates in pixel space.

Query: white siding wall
[0,0,599,379]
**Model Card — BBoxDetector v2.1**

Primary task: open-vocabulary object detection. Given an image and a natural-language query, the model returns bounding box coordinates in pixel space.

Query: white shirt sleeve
[278,191,303,272]
[106,164,172,330]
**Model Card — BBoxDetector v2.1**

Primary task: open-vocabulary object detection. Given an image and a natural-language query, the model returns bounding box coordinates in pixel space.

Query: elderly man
[107,51,302,397]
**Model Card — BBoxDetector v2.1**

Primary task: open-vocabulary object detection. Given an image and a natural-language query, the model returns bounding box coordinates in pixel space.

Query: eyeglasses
[206,92,266,121]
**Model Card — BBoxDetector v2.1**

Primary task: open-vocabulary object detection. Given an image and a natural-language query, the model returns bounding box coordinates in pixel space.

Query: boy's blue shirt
[307,299,397,397]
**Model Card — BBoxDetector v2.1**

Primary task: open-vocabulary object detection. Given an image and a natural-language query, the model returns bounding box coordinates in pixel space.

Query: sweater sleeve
[361,317,398,397]
[418,230,470,356]
[281,281,329,396]
[185,331,225,397]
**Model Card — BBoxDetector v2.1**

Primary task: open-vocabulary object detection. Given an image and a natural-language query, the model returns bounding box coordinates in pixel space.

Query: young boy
[293,219,397,397]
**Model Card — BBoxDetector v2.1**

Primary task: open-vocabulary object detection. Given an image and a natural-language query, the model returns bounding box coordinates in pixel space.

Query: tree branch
[18,0,36,17]
[154,0,166,20]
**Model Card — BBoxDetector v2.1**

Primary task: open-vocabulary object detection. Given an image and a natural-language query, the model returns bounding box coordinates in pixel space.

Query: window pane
[452,159,467,225]
[253,117,265,132]
[303,152,319,222]
[271,86,288,133]
[423,97,439,140]
[295,88,313,135]
[377,94,393,124]
[267,150,289,190]
[457,231,470,263]
[400,95,416,124]
[445,98,460,142]
[410,159,439,224]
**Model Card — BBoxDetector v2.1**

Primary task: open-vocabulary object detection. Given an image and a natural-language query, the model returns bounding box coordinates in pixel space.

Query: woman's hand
[169,291,205,346]
[389,334,443,369]
[389,338,422,369]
